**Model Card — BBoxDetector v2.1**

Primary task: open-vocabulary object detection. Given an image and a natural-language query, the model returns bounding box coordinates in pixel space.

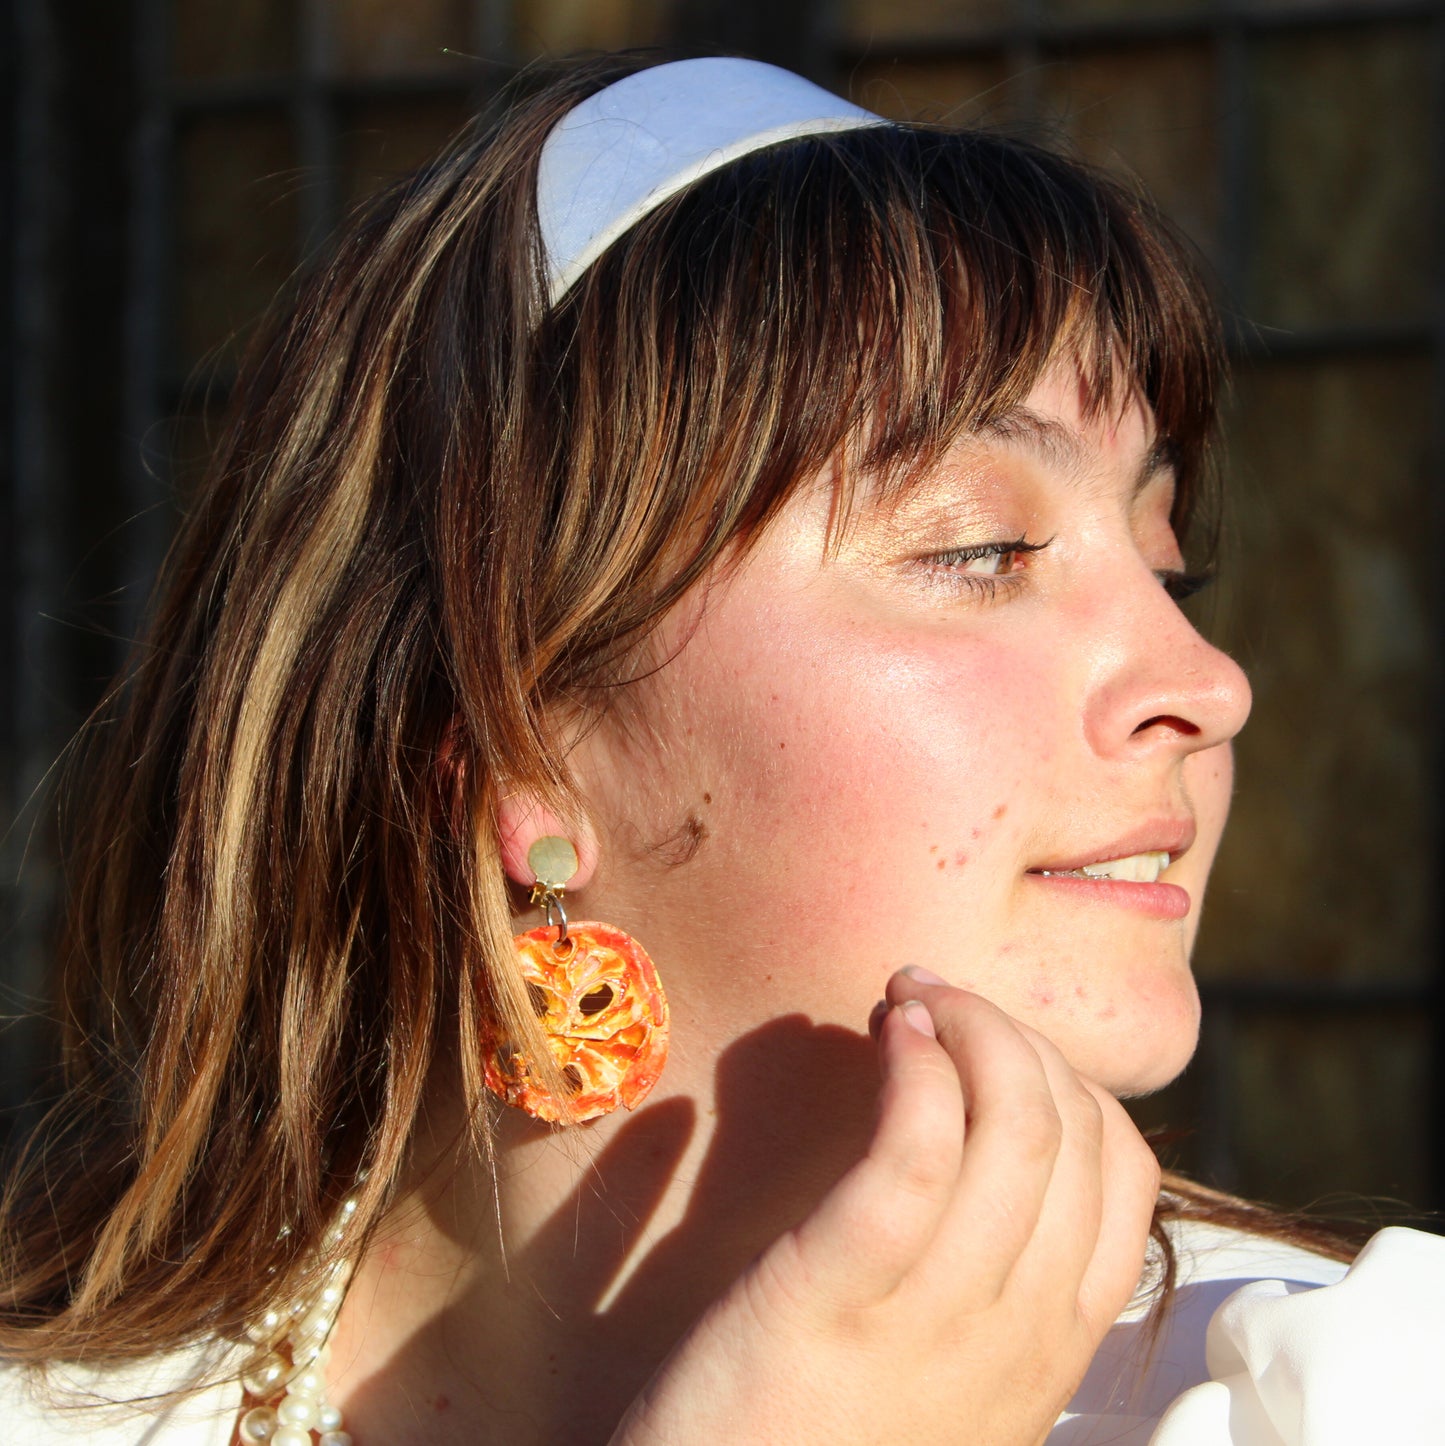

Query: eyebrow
[975,406,1179,499]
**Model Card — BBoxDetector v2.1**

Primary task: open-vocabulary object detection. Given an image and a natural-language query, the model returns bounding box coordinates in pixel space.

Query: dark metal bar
[1199,999,1240,1191]
[1227,318,1436,359]
[171,69,481,117]
[3,0,62,1123]
[123,0,173,630]
[1009,0,1045,123]
[833,0,1438,63]
[473,0,512,67]
[1428,1,1445,1212]
[466,0,518,113]
[1216,0,1251,337]
[295,0,339,260]
[1199,980,1434,1009]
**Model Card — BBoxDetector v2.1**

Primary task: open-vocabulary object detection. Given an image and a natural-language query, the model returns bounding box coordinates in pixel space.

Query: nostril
[1132,714,1201,737]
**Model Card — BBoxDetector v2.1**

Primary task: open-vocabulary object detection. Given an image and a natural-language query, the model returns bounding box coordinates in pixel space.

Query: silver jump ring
[542,889,570,952]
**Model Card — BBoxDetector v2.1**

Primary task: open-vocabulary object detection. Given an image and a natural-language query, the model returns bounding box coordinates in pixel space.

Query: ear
[496,791,599,893]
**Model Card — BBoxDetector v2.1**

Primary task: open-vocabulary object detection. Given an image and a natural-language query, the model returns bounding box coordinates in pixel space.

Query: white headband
[536,57,887,307]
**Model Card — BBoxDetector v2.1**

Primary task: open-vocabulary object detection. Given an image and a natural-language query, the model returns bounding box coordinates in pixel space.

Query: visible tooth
[1077,851,1169,883]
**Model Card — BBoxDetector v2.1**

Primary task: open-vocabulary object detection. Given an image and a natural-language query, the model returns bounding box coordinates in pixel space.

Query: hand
[609,969,1160,1446]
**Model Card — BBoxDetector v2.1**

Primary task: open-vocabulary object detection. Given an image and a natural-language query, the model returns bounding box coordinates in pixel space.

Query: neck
[325,1013,877,1445]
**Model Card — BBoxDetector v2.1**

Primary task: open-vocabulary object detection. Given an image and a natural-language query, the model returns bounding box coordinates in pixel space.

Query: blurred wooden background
[3,0,1441,1221]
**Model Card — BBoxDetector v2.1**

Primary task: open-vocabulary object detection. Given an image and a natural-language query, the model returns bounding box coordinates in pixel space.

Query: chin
[1031,956,1202,1099]
[1098,990,1201,1100]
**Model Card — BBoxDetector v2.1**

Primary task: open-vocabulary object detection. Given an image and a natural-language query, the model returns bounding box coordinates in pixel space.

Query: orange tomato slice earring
[483,837,669,1123]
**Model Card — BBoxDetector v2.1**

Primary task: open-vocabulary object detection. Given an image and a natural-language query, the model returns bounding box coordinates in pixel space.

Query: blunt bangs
[534,120,1223,672]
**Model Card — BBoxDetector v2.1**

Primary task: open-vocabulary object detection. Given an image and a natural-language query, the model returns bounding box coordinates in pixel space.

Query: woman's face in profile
[582,362,1251,1098]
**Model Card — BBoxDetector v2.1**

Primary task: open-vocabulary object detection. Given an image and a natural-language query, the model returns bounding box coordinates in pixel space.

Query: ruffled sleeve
[1149,1226,1445,1445]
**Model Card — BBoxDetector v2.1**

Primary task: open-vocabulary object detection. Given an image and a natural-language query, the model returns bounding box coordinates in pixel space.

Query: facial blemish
[993,803,1007,820]
[929,843,938,853]
[702,792,712,805]
[953,851,968,866]
[970,827,982,840]
[936,858,946,870]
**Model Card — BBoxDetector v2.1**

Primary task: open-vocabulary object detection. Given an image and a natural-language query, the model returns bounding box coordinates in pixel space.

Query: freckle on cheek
[993,803,1007,820]
[936,858,946,871]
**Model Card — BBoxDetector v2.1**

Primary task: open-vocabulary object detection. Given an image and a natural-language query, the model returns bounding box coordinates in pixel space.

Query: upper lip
[1028,818,1197,874]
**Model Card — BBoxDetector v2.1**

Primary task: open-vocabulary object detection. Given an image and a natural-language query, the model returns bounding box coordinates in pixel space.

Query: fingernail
[901,965,948,986]
[901,1000,936,1038]
[867,998,888,1041]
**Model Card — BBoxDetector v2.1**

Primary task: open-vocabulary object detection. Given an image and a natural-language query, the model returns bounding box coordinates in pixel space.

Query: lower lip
[1024,872,1191,920]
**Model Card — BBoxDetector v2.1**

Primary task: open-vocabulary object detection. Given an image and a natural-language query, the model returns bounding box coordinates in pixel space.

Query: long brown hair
[2,51,1240,1366]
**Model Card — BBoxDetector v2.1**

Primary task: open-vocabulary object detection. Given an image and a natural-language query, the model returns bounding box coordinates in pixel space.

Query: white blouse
[1056,1220,1445,1444]
[3,1221,1442,1444]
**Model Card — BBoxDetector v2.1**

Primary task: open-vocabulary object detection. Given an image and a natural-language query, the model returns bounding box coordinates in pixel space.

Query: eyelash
[925,536,1051,599]
[926,540,1217,605]
[1157,568,1215,603]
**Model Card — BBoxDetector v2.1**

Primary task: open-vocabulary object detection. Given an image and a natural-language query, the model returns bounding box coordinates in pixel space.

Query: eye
[579,984,616,1017]
[924,535,1051,598]
[1156,567,1215,603]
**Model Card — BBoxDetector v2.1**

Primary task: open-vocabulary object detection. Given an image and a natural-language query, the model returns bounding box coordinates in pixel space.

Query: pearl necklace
[235,1198,357,1446]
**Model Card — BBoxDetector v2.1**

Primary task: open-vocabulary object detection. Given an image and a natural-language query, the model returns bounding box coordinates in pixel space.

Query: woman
[2,51,1441,1446]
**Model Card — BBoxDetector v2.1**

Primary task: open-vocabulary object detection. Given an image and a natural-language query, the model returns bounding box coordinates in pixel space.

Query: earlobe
[496,792,599,893]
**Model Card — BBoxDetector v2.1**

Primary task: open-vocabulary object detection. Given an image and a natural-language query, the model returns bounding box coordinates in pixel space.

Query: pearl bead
[271,1428,311,1446]
[296,1304,336,1341]
[277,1394,319,1429]
[244,1308,285,1344]
[291,1336,323,1365]
[318,1403,343,1431]
[319,1432,353,1446]
[240,1351,287,1396]
[238,1405,278,1442]
[288,1366,324,1398]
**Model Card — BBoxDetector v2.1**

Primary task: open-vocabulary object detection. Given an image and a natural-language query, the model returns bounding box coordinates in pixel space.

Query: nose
[1083,565,1252,761]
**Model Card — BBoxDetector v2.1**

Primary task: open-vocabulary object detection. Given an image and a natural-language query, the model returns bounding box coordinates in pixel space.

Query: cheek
[676,618,1050,935]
